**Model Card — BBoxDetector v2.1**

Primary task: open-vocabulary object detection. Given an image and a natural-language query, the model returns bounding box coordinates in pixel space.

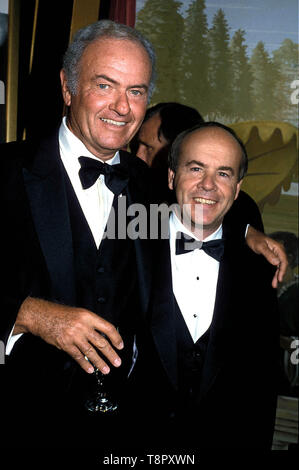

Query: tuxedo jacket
[133,223,280,450]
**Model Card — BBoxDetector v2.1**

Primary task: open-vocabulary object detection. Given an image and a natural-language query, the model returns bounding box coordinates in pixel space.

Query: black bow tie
[78,156,129,196]
[175,232,225,261]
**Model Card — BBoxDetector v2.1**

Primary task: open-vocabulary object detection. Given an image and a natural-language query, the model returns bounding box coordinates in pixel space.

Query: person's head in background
[130,102,204,168]
[268,231,298,285]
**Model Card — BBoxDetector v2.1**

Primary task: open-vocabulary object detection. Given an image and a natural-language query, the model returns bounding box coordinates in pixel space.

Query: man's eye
[98,83,109,89]
[130,89,142,96]
[190,167,201,171]
[219,172,229,177]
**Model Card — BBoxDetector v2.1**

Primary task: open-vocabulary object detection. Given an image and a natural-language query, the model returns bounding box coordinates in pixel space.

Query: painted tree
[230,29,254,119]
[208,9,233,117]
[272,38,299,125]
[179,0,210,115]
[250,41,280,119]
[136,0,184,103]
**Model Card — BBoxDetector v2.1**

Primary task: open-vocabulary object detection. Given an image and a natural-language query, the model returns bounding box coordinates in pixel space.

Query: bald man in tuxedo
[133,122,279,451]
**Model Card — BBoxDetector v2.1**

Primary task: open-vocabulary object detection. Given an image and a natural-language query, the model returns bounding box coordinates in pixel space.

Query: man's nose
[110,91,130,115]
[197,172,216,191]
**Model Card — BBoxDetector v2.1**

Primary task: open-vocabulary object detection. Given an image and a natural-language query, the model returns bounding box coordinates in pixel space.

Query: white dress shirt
[59,117,120,248]
[6,118,119,354]
[169,211,223,343]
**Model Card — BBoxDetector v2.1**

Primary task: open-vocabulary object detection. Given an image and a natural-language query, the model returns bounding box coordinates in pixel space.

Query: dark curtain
[109,0,136,27]
[0,12,8,142]
[19,0,73,141]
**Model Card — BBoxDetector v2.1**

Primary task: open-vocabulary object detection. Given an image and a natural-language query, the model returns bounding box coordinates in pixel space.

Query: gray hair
[62,19,156,101]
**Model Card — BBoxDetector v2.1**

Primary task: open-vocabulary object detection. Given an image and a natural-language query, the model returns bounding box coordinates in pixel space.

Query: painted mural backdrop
[136,0,298,237]
[136,0,298,125]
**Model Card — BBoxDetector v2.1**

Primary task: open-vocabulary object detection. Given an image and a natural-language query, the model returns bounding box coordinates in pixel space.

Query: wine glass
[84,364,118,414]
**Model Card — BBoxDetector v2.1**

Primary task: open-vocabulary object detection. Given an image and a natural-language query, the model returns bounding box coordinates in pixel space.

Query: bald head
[169,122,248,182]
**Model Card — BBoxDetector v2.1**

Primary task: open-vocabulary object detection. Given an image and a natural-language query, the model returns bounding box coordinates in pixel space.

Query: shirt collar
[59,116,120,166]
[169,210,223,243]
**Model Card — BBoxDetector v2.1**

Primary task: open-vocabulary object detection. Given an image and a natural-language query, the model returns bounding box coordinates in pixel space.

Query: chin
[99,139,127,151]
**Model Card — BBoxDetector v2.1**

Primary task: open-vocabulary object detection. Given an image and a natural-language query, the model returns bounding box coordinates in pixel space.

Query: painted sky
[0,0,8,14]
[1,0,297,56]
[136,0,298,56]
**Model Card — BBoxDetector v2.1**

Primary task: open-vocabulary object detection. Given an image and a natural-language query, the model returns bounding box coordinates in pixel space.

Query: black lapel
[119,150,152,316]
[198,239,237,401]
[150,238,178,390]
[22,132,76,305]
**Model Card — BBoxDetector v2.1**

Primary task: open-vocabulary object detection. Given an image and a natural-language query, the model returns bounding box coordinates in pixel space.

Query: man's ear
[234,179,243,201]
[60,69,72,107]
[168,168,175,190]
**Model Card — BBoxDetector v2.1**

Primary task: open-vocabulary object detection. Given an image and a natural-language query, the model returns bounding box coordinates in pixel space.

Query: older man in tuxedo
[134,122,279,451]
[1,19,155,449]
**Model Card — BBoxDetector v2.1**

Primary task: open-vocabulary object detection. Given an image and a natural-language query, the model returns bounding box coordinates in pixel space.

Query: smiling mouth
[193,197,216,205]
[100,118,126,127]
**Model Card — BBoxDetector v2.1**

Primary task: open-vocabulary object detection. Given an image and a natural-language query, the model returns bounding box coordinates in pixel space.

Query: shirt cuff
[5,325,23,355]
[245,224,249,238]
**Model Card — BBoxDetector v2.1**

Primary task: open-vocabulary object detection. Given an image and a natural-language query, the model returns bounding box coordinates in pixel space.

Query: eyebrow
[93,74,148,91]
[185,160,235,175]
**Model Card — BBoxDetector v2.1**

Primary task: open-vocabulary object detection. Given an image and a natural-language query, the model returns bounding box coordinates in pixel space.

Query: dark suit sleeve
[239,249,279,447]
[1,142,40,345]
